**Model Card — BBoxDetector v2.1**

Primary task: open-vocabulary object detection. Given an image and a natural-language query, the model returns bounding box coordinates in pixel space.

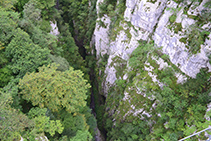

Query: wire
[179,127,211,141]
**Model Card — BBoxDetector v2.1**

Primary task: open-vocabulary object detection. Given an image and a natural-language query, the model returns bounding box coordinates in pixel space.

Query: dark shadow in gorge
[89,62,108,140]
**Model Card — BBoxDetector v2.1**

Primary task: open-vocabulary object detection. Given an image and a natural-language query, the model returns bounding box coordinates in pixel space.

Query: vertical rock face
[153,0,211,77]
[94,0,211,93]
[125,0,167,33]
[94,16,111,59]
[94,1,211,138]
[50,21,60,36]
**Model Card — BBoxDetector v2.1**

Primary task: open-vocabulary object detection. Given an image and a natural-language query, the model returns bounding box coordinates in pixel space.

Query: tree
[105,42,211,140]
[70,130,92,141]
[15,0,30,16]
[59,0,97,46]
[19,63,91,113]
[0,90,32,141]
[5,28,50,77]
[22,0,41,23]
[49,54,70,71]
[27,107,64,137]
[0,90,64,140]
[0,66,13,88]
[0,0,17,10]
[0,9,19,45]
[19,0,62,54]
[57,23,85,70]
[0,7,20,87]
[59,111,90,138]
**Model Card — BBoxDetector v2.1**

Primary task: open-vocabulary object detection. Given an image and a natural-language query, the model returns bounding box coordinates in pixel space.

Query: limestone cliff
[93,0,211,140]
[95,0,211,90]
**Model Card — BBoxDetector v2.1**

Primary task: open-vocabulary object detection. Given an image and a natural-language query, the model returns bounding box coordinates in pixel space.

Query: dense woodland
[0,0,97,140]
[1,0,211,141]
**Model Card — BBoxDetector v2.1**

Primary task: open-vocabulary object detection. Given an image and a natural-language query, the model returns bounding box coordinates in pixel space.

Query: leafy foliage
[22,0,42,23]
[57,22,85,70]
[104,42,211,140]
[183,25,210,54]
[59,0,97,47]
[70,130,92,141]
[0,66,13,88]
[0,9,19,45]
[15,0,29,15]
[129,41,153,70]
[169,14,177,23]
[28,107,64,136]
[49,54,70,71]
[19,0,62,54]
[0,0,17,10]
[0,0,97,140]
[58,111,89,137]
[0,90,65,140]
[19,63,91,113]
[98,0,126,41]
[0,91,32,141]
[5,28,50,77]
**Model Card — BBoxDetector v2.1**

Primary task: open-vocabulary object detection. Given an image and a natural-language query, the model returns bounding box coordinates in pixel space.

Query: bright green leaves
[28,107,64,136]
[20,4,60,53]
[0,91,33,141]
[0,0,96,140]
[35,0,55,10]
[15,0,29,14]
[60,111,90,137]
[0,90,64,140]
[5,28,50,77]
[0,66,13,87]
[0,0,17,10]
[70,130,92,141]
[129,42,154,70]
[19,63,90,113]
[19,0,62,54]
[0,10,19,45]
[22,0,55,22]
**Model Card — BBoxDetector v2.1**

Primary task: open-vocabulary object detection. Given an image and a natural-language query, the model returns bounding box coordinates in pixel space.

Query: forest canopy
[0,0,96,140]
[1,0,211,140]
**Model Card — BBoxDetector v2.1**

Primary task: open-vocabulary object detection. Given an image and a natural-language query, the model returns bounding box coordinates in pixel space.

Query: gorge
[0,0,211,140]
[91,0,211,140]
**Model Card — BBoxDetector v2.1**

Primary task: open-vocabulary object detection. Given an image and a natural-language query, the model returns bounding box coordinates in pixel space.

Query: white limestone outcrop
[50,21,60,36]
[94,0,211,92]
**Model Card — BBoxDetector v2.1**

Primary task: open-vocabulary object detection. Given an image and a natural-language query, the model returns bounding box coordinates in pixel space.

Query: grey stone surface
[93,0,211,117]
[50,21,60,36]
[153,0,211,77]
[95,0,211,81]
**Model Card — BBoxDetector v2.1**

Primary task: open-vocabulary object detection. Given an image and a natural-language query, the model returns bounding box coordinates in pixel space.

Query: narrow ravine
[71,28,107,141]
[89,65,107,141]
[55,0,107,139]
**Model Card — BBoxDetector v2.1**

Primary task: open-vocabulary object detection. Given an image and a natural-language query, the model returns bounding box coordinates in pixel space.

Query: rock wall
[94,0,211,94]
[93,0,211,139]
[50,21,60,36]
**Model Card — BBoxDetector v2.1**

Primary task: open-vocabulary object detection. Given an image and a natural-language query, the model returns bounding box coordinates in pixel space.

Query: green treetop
[5,28,50,77]
[0,0,17,11]
[19,63,91,113]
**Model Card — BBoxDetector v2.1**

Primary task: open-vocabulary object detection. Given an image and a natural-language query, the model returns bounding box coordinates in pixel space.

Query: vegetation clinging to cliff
[103,42,211,140]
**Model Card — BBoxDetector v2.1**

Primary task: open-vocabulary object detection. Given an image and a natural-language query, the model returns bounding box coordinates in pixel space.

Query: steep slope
[93,0,211,140]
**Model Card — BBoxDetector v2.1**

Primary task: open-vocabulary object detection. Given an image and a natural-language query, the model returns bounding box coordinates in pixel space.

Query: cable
[179,127,211,141]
